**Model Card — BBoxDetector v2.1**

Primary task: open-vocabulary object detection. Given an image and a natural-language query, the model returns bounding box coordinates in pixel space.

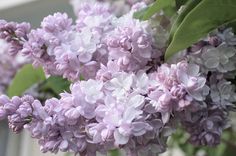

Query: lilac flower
[181,28,236,74]
[21,13,73,76]
[41,12,72,33]
[105,72,134,98]
[21,5,116,81]
[176,62,209,101]
[209,75,236,109]
[217,28,236,46]
[0,20,30,55]
[80,79,104,103]
[106,13,155,72]
[201,43,236,72]
[148,61,209,113]
[179,104,230,146]
[0,1,236,155]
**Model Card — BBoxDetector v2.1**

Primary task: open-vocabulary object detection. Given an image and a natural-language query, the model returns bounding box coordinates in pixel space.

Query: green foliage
[133,0,173,20]
[169,0,202,42]
[175,0,189,9]
[228,21,236,33]
[109,149,120,156]
[165,0,236,60]
[7,64,46,97]
[40,76,71,95]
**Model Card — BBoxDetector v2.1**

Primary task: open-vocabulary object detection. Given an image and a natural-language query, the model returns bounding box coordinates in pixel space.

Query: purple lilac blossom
[182,28,236,74]
[20,2,158,81]
[21,13,73,77]
[0,61,212,155]
[0,20,30,55]
[170,28,236,146]
[105,10,158,72]
[0,0,236,155]
[148,61,209,113]
[21,5,114,81]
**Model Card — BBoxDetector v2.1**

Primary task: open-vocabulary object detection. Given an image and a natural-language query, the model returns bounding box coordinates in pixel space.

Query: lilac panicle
[0,61,215,156]
[0,1,236,156]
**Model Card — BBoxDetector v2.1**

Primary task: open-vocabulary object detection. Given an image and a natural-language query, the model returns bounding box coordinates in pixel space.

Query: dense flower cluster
[19,2,159,81]
[0,61,209,155]
[172,28,236,146]
[0,0,235,156]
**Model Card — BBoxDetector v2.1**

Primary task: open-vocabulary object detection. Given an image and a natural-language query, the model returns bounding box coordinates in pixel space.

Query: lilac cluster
[0,95,34,132]
[171,28,236,146]
[0,60,212,155]
[21,13,74,77]
[20,4,113,80]
[0,0,236,156]
[105,11,156,72]
[148,61,209,113]
[0,20,30,55]
[8,2,159,81]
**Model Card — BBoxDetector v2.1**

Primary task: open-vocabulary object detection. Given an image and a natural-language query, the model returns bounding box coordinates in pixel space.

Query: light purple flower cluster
[183,28,236,74]
[148,61,209,113]
[0,60,212,155]
[21,13,74,77]
[0,20,30,55]
[171,28,236,146]
[0,95,34,132]
[20,4,112,80]
[8,2,159,81]
[105,12,156,72]
[0,0,236,156]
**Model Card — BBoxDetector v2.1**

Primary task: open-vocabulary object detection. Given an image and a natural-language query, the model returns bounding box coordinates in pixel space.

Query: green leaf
[169,0,202,42]
[42,76,71,95]
[175,0,189,9]
[7,64,46,97]
[133,7,149,19]
[109,149,120,156]
[165,0,236,60]
[228,21,236,33]
[134,0,173,20]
